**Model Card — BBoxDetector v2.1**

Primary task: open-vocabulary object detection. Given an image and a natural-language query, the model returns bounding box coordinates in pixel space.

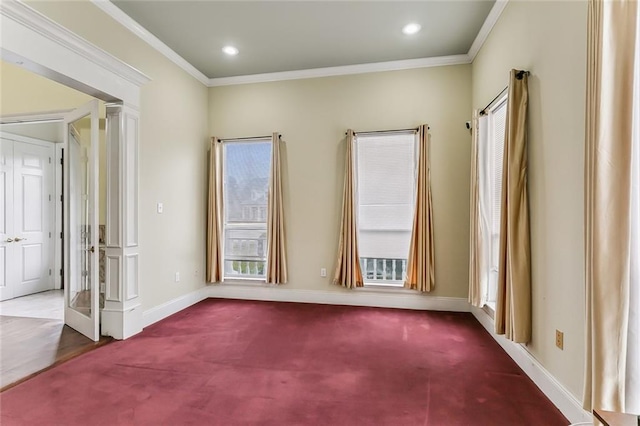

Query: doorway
[0,113,111,390]
[2,0,147,344]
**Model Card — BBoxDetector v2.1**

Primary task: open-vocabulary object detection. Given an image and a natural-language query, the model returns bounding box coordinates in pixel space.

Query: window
[482,94,507,308]
[355,132,417,286]
[222,139,272,279]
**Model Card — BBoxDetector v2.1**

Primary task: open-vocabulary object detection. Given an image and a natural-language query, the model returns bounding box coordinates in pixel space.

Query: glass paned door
[63,100,99,341]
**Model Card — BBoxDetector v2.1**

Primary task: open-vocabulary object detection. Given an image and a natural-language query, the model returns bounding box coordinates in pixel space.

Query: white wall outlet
[320,268,327,277]
[175,272,180,282]
[157,202,163,214]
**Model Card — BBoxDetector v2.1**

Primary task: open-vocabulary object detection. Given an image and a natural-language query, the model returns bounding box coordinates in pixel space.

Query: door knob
[86,246,95,253]
[5,238,13,243]
[14,237,26,242]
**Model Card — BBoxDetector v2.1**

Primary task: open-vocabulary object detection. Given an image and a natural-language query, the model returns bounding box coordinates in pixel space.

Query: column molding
[101,104,141,339]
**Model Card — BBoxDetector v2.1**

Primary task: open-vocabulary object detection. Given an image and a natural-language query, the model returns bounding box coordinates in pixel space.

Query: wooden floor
[0,291,111,391]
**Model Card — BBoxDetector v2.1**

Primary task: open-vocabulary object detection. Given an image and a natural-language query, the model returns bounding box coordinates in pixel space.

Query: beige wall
[24,1,210,311]
[209,65,472,298]
[472,0,588,399]
[0,60,110,225]
[0,61,93,114]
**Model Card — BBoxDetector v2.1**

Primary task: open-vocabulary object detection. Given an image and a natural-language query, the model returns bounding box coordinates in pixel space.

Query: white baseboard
[141,285,468,330]
[471,306,591,425]
[202,283,470,312]
[142,287,208,327]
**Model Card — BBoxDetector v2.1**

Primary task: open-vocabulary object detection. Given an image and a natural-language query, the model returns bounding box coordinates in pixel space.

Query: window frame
[483,92,508,309]
[353,131,419,287]
[220,137,272,282]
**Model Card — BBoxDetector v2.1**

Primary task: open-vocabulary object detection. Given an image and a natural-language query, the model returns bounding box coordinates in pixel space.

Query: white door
[0,138,15,301]
[0,138,54,301]
[64,100,99,341]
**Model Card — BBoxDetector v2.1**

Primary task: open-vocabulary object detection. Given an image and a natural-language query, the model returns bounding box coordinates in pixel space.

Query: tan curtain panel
[469,111,484,307]
[266,132,288,284]
[494,70,531,343]
[583,0,638,412]
[333,129,364,288]
[405,125,435,292]
[206,137,223,283]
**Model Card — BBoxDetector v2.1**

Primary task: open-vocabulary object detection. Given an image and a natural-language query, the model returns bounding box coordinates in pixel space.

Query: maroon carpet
[0,299,568,425]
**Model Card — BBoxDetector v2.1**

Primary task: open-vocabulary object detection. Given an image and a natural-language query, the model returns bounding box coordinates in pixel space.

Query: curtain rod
[345,127,422,136]
[479,87,507,116]
[217,135,280,143]
[479,70,529,116]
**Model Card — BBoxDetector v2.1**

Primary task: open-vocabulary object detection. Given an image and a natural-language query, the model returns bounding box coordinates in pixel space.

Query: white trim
[0,0,150,88]
[142,287,209,327]
[90,0,209,86]
[86,1,509,87]
[471,306,592,424]
[207,55,472,87]
[0,109,73,124]
[203,284,470,312]
[141,285,468,328]
[467,0,509,61]
[0,130,56,147]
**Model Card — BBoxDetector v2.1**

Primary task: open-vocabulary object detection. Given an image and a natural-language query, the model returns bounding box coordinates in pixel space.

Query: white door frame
[0,0,150,339]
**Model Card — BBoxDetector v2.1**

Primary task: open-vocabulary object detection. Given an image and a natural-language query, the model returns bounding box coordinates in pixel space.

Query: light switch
[157,203,163,214]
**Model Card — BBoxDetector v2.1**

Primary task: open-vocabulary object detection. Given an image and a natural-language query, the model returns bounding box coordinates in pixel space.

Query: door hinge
[60,195,63,202]
[59,269,63,277]
[60,157,63,165]
[49,157,52,164]
[49,269,52,276]
[48,194,51,201]
[60,232,63,239]
[49,232,51,238]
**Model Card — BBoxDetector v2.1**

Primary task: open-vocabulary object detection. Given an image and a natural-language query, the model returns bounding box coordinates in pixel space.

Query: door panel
[64,100,99,341]
[13,142,54,298]
[0,139,15,301]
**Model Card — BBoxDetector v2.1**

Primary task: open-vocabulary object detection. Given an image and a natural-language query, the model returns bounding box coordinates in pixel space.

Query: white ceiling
[112,1,496,79]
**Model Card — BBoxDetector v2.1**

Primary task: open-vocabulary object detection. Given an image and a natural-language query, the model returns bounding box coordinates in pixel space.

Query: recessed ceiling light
[222,46,239,56]
[402,23,422,35]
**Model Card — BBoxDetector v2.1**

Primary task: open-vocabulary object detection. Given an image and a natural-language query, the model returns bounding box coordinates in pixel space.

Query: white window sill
[356,285,421,295]
[363,281,405,290]
[482,302,495,319]
[222,277,267,286]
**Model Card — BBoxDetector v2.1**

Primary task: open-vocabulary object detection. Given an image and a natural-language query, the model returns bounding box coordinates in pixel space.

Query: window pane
[223,141,271,279]
[356,133,416,284]
[486,98,507,304]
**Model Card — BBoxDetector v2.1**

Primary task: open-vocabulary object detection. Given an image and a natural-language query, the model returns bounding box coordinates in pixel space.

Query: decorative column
[101,103,142,339]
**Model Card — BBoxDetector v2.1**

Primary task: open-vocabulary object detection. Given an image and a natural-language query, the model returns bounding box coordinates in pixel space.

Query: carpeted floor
[0,299,568,425]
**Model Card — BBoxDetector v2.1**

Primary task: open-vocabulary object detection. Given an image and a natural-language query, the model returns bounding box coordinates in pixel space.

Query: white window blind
[485,96,508,305]
[490,100,507,236]
[222,140,272,279]
[355,132,416,284]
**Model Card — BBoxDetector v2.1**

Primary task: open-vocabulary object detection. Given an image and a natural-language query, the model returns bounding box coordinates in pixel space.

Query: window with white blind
[222,139,272,280]
[355,132,417,286]
[485,95,507,306]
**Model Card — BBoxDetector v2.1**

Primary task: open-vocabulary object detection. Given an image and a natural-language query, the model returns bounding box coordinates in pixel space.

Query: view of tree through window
[223,141,272,278]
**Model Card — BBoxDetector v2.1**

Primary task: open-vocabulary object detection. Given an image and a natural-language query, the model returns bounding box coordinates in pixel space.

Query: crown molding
[467,0,509,61]
[0,0,151,88]
[90,0,210,86]
[208,54,472,87]
[88,0,508,87]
